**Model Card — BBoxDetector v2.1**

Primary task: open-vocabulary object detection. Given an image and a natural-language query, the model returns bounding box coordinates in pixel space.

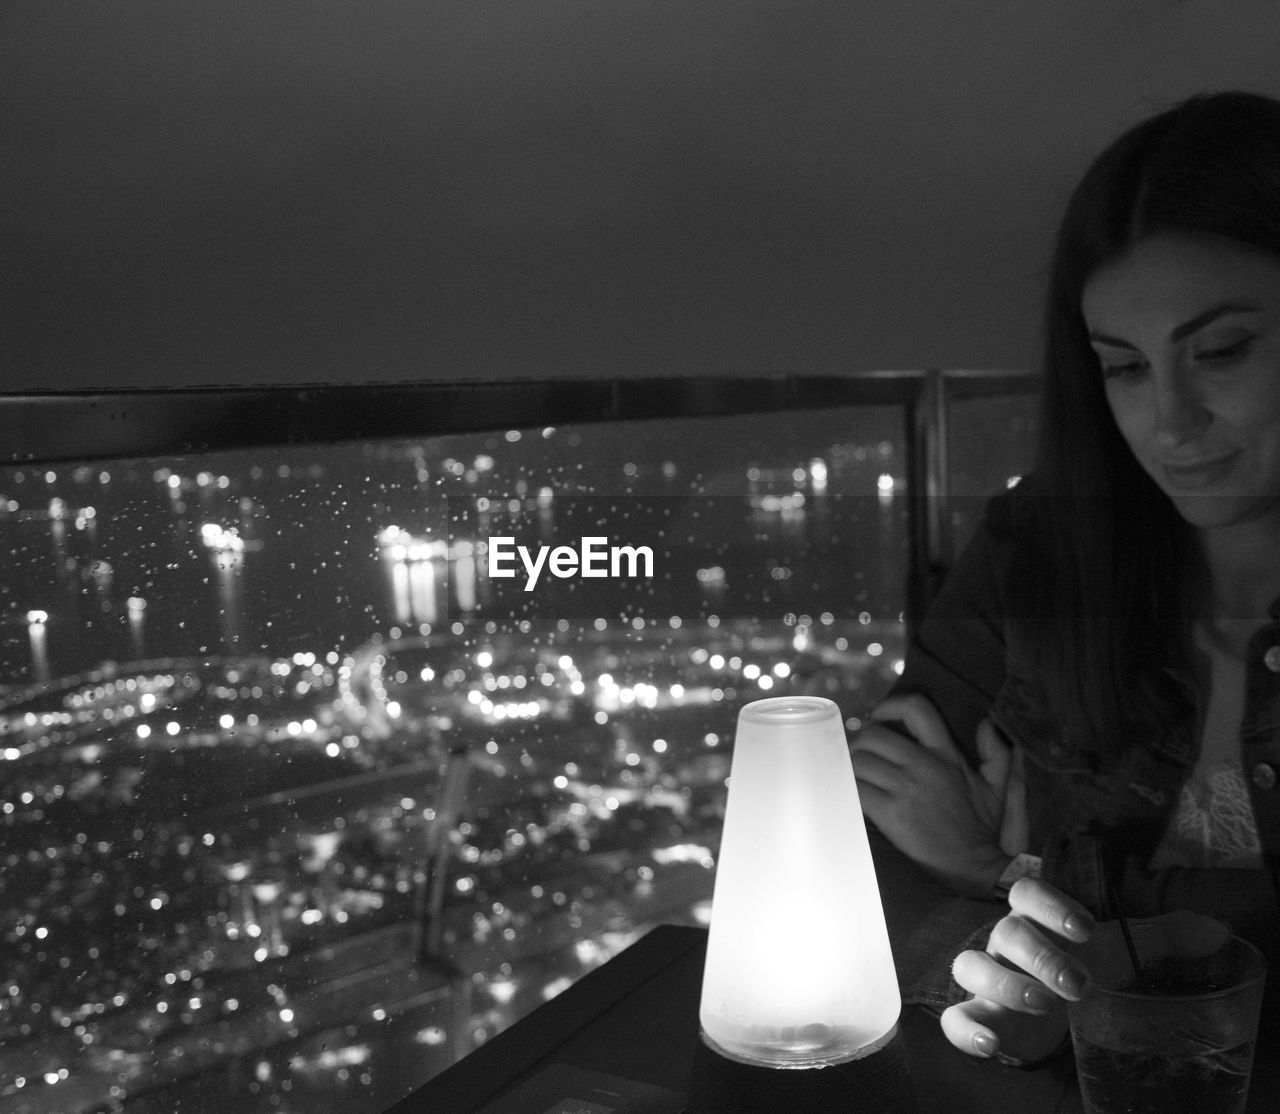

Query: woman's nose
[1151,374,1210,450]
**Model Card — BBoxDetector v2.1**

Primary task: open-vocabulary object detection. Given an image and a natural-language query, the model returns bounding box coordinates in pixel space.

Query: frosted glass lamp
[699,695,903,1070]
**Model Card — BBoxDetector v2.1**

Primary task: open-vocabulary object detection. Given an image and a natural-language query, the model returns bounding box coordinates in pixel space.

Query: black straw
[1105,871,1144,987]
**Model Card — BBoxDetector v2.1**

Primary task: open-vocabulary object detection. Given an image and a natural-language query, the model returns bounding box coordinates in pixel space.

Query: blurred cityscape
[0,407,927,1113]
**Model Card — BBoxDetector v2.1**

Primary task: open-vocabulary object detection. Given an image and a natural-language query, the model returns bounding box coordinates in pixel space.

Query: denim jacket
[876,490,1280,1012]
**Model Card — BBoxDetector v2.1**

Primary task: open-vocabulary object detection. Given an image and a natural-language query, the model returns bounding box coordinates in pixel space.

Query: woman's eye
[1193,336,1254,364]
[1100,359,1145,381]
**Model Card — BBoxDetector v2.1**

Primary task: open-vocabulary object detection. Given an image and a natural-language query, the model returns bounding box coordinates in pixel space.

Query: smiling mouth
[1160,453,1240,490]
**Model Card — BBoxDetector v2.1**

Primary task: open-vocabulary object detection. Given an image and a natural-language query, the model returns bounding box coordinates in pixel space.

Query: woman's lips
[1160,452,1240,490]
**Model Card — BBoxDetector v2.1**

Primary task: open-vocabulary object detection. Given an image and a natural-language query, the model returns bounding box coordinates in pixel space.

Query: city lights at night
[0,411,918,1112]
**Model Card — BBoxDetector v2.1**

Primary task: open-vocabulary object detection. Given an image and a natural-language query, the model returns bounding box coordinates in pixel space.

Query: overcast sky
[3,2,1279,392]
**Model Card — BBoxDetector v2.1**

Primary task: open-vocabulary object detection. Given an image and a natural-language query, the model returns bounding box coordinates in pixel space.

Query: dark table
[391,924,1090,1114]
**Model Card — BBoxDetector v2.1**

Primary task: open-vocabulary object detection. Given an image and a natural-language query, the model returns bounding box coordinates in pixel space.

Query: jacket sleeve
[868,498,1015,1008]
[890,501,1012,765]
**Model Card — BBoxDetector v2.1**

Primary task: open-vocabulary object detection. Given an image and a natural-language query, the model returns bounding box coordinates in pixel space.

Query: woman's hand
[942,878,1095,1064]
[849,693,1027,895]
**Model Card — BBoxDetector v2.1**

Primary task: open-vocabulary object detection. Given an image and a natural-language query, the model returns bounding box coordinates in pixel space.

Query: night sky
[4,3,1279,391]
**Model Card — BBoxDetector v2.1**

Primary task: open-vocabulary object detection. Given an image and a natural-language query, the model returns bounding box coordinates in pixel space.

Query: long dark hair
[1008,90,1280,757]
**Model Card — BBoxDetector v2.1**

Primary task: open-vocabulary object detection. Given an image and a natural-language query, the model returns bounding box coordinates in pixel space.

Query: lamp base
[686,1024,917,1113]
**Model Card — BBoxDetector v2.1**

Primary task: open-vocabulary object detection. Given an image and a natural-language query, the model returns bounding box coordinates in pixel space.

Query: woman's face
[1081,232,1280,534]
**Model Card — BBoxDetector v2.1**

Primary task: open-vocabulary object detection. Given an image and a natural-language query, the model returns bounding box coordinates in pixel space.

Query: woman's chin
[1165,489,1280,531]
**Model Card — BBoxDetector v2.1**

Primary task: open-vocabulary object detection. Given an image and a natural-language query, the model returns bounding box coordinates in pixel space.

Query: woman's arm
[848,494,1030,1006]
[853,700,1019,896]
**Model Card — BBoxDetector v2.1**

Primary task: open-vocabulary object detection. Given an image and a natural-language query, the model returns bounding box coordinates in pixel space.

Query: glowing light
[543,977,574,1000]
[700,697,901,1067]
[488,980,517,1005]
[653,844,715,868]
[200,523,245,552]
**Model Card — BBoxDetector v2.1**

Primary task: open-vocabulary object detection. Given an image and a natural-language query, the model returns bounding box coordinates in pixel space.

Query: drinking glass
[1068,913,1266,1114]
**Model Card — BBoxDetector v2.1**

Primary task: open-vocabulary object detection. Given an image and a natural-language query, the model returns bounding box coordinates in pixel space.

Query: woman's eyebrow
[1087,302,1263,348]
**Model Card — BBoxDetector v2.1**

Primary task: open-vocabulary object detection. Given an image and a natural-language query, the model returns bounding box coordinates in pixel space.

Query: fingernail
[972,1032,998,1058]
[1023,985,1055,1014]
[1057,966,1088,998]
[1063,912,1095,940]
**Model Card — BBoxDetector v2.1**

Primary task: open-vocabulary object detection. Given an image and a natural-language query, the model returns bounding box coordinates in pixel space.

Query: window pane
[1,404,908,1111]
[946,390,1039,557]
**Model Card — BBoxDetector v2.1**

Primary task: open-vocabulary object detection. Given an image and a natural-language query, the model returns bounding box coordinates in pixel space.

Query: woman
[850,89,1280,1064]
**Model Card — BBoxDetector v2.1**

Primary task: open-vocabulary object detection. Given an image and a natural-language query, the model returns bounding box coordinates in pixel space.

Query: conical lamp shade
[699,695,901,1068]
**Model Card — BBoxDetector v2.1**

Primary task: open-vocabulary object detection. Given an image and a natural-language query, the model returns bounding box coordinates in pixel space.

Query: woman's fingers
[986,913,1091,1001]
[870,693,964,765]
[851,780,894,832]
[943,876,1093,1062]
[848,748,905,794]
[941,994,1068,1064]
[940,996,1004,1058]
[974,717,1011,790]
[1007,877,1096,944]
[848,721,915,766]
[952,949,1060,1014]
